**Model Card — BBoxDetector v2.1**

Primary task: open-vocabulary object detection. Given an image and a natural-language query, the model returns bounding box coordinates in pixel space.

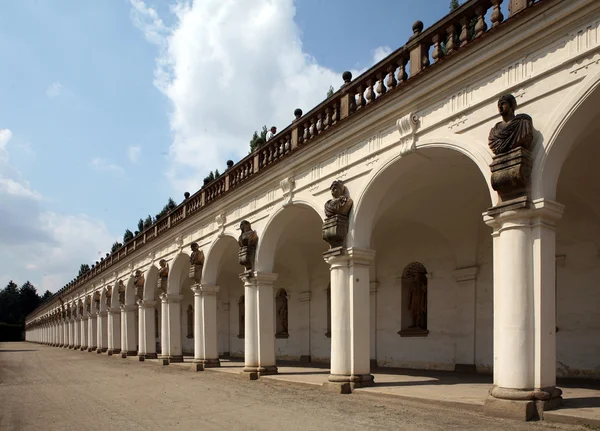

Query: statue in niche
[93,292,100,312]
[400,262,428,336]
[322,180,353,249]
[238,220,258,271]
[79,303,84,316]
[133,270,145,300]
[488,94,533,155]
[86,301,91,314]
[186,304,194,338]
[324,180,353,217]
[157,259,169,294]
[275,289,289,338]
[487,93,535,211]
[189,243,205,283]
[117,281,125,305]
[238,295,245,338]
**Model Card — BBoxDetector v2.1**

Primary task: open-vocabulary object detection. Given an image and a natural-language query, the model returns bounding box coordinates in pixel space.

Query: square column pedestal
[323,247,375,393]
[483,199,564,421]
[191,284,221,370]
[239,272,278,379]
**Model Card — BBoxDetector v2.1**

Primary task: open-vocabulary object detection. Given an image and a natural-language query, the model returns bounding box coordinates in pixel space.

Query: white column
[324,248,375,391]
[137,300,146,358]
[142,300,157,359]
[192,285,221,368]
[122,305,137,355]
[97,311,108,352]
[88,314,97,351]
[166,294,183,362]
[81,317,88,350]
[241,275,258,376]
[74,318,80,349]
[109,309,121,354]
[452,267,479,371]
[68,319,74,348]
[256,273,277,375]
[159,293,170,359]
[483,199,563,419]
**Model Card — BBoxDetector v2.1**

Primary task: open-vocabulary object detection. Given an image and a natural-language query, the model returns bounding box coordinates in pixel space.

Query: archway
[142,265,160,357]
[162,252,191,361]
[203,234,244,358]
[353,146,492,371]
[256,204,329,363]
[551,87,600,380]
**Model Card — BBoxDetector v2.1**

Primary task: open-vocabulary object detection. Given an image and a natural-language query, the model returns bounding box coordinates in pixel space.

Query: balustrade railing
[29,0,544,317]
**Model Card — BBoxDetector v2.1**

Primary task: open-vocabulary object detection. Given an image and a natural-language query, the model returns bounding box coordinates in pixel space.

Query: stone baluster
[474,5,488,39]
[459,15,470,47]
[446,23,458,55]
[491,0,504,27]
[376,72,387,97]
[364,79,375,104]
[355,85,366,111]
[432,33,444,63]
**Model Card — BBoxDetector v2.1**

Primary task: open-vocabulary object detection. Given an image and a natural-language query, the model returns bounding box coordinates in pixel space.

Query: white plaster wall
[218,270,244,357]
[180,278,194,355]
[474,231,494,374]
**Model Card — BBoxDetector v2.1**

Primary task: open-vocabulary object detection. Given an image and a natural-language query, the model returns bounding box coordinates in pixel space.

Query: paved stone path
[0,342,586,431]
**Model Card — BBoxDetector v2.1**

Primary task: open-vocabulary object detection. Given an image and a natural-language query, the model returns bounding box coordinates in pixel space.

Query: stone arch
[144,265,159,301]
[255,202,324,273]
[350,139,494,250]
[533,70,600,200]
[167,252,190,295]
[202,233,239,286]
[109,282,120,309]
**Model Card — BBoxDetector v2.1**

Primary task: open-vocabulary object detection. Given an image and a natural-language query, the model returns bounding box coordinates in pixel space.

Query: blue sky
[0,0,494,292]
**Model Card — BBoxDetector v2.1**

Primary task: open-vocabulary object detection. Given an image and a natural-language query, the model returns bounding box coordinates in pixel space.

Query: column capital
[324,247,375,267]
[452,266,479,283]
[139,300,156,308]
[483,199,564,229]
[97,311,107,317]
[199,284,220,295]
[120,304,137,312]
[108,308,120,315]
[239,271,278,285]
[160,293,183,303]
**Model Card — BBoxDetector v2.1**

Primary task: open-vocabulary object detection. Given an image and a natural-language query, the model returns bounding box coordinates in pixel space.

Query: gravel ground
[0,342,586,431]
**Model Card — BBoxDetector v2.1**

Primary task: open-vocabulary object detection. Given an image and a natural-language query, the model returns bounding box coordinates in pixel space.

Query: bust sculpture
[487,93,535,212]
[238,220,258,271]
[189,243,204,283]
[324,180,353,217]
[322,180,353,249]
[133,270,145,300]
[488,94,533,155]
[157,259,169,293]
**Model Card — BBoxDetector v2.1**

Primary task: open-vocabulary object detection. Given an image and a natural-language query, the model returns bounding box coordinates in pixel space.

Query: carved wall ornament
[133,270,145,300]
[189,243,205,283]
[157,259,169,294]
[322,180,353,249]
[280,177,295,207]
[238,220,258,272]
[396,112,420,156]
[487,93,534,214]
[175,236,184,250]
[215,213,226,235]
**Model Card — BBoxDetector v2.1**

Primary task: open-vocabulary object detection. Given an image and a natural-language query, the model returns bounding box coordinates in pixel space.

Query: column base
[239,370,259,380]
[100,347,107,353]
[196,358,221,368]
[113,348,121,354]
[138,356,145,362]
[145,353,158,359]
[107,350,113,356]
[120,352,127,358]
[80,346,86,351]
[88,347,96,352]
[324,373,375,393]
[68,345,74,349]
[257,365,278,376]
[484,386,563,421]
[97,349,102,354]
[168,355,184,363]
[74,345,80,350]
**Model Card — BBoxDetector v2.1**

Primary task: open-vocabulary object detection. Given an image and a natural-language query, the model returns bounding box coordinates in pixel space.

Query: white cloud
[0,130,116,293]
[372,46,393,64]
[46,81,63,99]
[129,0,370,193]
[127,145,142,163]
[91,157,125,175]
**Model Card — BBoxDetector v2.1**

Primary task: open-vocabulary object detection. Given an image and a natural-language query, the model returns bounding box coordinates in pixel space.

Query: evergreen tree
[123,229,134,243]
[143,215,153,229]
[41,290,53,302]
[450,0,460,10]
[78,264,90,276]
[326,85,335,98]
[249,125,268,153]
[18,281,40,322]
[110,241,122,253]
[137,218,144,232]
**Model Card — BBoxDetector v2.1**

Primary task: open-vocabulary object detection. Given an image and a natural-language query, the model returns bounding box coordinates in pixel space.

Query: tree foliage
[326,85,335,98]
[111,241,123,253]
[137,218,144,232]
[143,215,153,229]
[123,229,134,243]
[78,264,90,276]
[249,125,268,153]
[0,281,42,325]
[450,0,460,10]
